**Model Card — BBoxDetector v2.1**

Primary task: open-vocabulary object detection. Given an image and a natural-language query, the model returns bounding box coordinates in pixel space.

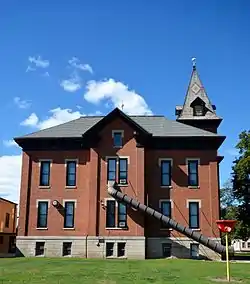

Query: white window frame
[112,130,124,148]
[38,159,52,189]
[63,200,77,230]
[104,198,127,230]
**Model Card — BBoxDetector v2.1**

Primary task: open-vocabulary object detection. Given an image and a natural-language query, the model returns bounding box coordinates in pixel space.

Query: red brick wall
[145,149,220,238]
[18,117,220,239]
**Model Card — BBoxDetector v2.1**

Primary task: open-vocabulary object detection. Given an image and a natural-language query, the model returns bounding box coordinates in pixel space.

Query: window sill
[160,228,173,231]
[39,186,50,189]
[65,186,77,189]
[63,228,75,230]
[105,227,128,230]
[188,186,200,189]
[118,184,128,187]
[36,227,48,230]
[190,228,201,231]
[160,185,172,189]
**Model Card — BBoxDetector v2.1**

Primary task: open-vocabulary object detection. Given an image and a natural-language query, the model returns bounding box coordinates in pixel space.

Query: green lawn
[0,258,250,283]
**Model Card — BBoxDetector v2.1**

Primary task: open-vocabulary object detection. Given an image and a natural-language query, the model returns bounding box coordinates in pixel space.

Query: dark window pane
[189,202,199,229]
[118,202,127,227]
[106,242,114,257]
[106,200,116,228]
[118,158,128,184]
[117,243,126,257]
[113,132,122,147]
[107,159,117,181]
[64,202,75,228]
[161,161,171,186]
[37,202,48,228]
[5,213,10,228]
[66,161,76,186]
[160,201,171,228]
[40,161,50,186]
[188,161,198,186]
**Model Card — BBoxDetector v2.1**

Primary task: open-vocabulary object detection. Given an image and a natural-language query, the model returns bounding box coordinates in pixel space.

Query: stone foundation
[146,237,222,260]
[16,236,145,259]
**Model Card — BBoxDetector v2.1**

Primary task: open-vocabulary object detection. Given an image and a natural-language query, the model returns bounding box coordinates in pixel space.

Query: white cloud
[20,113,39,127]
[84,78,152,115]
[28,55,50,68]
[3,140,18,148]
[43,71,50,77]
[25,66,36,73]
[0,155,22,203]
[68,57,93,74]
[60,76,81,92]
[14,97,31,109]
[21,108,82,130]
[226,148,239,157]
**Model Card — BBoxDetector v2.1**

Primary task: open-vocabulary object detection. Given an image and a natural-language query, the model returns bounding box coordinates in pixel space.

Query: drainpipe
[85,235,88,258]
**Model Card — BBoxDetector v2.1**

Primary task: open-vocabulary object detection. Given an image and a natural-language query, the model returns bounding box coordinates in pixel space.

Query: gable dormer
[175,59,222,133]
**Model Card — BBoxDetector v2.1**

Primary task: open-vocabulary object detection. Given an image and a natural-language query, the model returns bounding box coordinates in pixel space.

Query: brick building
[14,62,225,259]
[0,198,17,255]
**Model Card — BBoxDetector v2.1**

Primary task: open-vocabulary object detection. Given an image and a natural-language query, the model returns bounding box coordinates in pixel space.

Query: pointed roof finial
[121,101,124,111]
[191,57,196,70]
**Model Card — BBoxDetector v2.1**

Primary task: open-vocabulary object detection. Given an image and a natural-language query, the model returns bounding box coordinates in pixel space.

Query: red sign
[216,220,237,233]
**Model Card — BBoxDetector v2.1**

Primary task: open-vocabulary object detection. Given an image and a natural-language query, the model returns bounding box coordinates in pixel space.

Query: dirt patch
[209,277,243,283]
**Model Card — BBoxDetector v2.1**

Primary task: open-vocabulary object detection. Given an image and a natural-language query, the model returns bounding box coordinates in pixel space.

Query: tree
[231,130,250,241]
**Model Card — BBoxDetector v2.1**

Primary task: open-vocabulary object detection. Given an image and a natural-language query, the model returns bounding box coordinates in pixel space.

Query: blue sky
[1,0,250,202]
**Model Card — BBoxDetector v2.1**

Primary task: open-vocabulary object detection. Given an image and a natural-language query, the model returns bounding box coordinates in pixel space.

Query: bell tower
[175,58,222,133]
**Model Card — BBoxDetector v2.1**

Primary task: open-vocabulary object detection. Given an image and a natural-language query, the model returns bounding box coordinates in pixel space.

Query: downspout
[85,235,88,258]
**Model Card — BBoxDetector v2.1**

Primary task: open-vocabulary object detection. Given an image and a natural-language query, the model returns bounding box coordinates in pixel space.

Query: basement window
[0,236,3,244]
[106,242,114,257]
[117,243,126,257]
[62,242,72,256]
[35,242,45,256]
[190,243,199,258]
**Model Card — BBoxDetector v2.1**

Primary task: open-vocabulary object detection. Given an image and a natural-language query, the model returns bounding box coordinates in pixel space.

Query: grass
[0,258,250,283]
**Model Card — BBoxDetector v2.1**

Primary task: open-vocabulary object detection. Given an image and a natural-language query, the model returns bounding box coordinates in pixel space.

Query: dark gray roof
[16,114,221,139]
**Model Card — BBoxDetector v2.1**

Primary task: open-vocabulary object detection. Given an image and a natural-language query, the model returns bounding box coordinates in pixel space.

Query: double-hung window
[37,201,48,228]
[107,157,128,185]
[66,161,77,187]
[40,161,51,186]
[187,160,199,186]
[160,201,171,229]
[189,201,199,229]
[112,131,123,148]
[160,160,172,186]
[106,199,127,229]
[64,201,75,228]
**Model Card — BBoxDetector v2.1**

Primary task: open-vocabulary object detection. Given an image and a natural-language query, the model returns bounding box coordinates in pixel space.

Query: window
[117,243,126,257]
[64,201,75,228]
[40,161,51,186]
[62,242,72,256]
[107,158,116,181]
[242,242,246,248]
[160,201,171,229]
[113,131,123,147]
[188,160,199,186]
[162,243,171,258]
[35,242,45,256]
[118,158,128,184]
[118,202,127,228]
[5,213,10,228]
[160,160,172,186]
[247,242,250,249]
[193,105,204,116]
[66,161,76,186]
[190,243,199,258]
[107,157,128,185]
[189,202,199,229]
[37,201,48,228]
[0,236,3,244]
[106,199,127,229]
[106,242,114,257]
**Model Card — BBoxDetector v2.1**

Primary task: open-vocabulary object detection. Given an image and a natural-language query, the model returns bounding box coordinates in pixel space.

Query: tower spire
[175,60,222,133]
